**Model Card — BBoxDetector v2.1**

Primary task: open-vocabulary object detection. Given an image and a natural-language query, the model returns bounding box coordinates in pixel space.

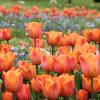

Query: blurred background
[0,0,100,10]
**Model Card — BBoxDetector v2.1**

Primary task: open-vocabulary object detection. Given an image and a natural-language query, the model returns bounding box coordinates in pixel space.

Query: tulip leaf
[0,79,3,84]
[74,71,82,90]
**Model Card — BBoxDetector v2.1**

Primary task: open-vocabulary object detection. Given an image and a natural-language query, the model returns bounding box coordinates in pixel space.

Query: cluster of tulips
[0,21,100,100]
[0,5,100,18]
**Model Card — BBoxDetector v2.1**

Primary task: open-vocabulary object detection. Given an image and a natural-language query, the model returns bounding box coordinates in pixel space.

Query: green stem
[34,39,36,47]
[36,65,38,74]
[7,40,9,44]
[97,43,100,53]
[91,78,94,100]
[51,46,54,55]
[63,97,70,100]
[13,93,16,100]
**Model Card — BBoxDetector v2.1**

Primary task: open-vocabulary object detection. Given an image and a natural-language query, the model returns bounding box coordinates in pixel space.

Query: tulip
[31,76,42,93]
[25,22,43,39]
[76,90,88,100]
[2,91,13,100]
[82,74,100,93]
[59,35,69,46]
[65,51,78,71]
[40,76,61,99]
[32,38,45,48]
[54,55,70,74]
[75,36,87,46]
[43,8,50,14]
[0,28,12,41]
[82,29,100,43]
[58,74,74,97]
[0,52,16,71]
[41,55,54,72]
[16,84,30,100]
[11,5,20,15]
[46,31,62,46]
[0,44,11,53]
[57,46,70,55]
[68,32,79,47]
[79,53,100,78]
[18,61,36,80]
[32,6,39,15]
[29,47,43,65]
[3,69,23,92]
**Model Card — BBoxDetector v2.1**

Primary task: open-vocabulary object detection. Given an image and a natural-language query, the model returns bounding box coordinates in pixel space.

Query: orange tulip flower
[59,35,70,46]
[2,91,13,100]
[65,51,78,71]
[31,75,42,93]
[54,55,70,74]
[32,6,39,15]
[3,69,23,92]
[18,61,36,80]
[40,76,61,99]
[68,32,79,46]
[82,29,100,43]
[76,90,88,100]
[16,84,30,100]
[41,55,54,72]
[11,5,20,15]
[46,31,62,46]
[43,8,50,14]
[0,28,12,41]
[32,38,45,48]
[25,22,43,39]
[75,36,87,46]
[57,46,70,55]
[29,47,43,65]
[79,53,100,78]
[82,74,100,93]
[58,74,75,97]
[0,44,11,53]
[0,52,16,71]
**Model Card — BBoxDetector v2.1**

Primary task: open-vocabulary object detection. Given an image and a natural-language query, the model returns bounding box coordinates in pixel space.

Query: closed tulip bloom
[16,84,30,100]
[59,35,69,46]
[46,31,62,46]
[0,44,11,53]
[68,32,79,46]
[76,90,88,100]
[31,76,42,93]
[65,51,78,71]
[0,28,12,41]
[82,29,100,43]
[29,47,43,65]
[75,36,87,46]
[18,61,36,80]
[54,55,70,74]
[82,74,100,93]
[57,46,70,55]
[3,69,23,92]
[40,77,61,99]
[41,55,54,72]
[58,74,74,97]
[2,91,13,100]
[0,52,16,71]
[3,28,12,40]
[32,6,39,15]
[25,22,43,39]
[79,53,100,78]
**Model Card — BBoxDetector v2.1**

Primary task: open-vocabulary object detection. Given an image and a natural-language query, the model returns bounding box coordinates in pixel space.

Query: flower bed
[0,3,100,100]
